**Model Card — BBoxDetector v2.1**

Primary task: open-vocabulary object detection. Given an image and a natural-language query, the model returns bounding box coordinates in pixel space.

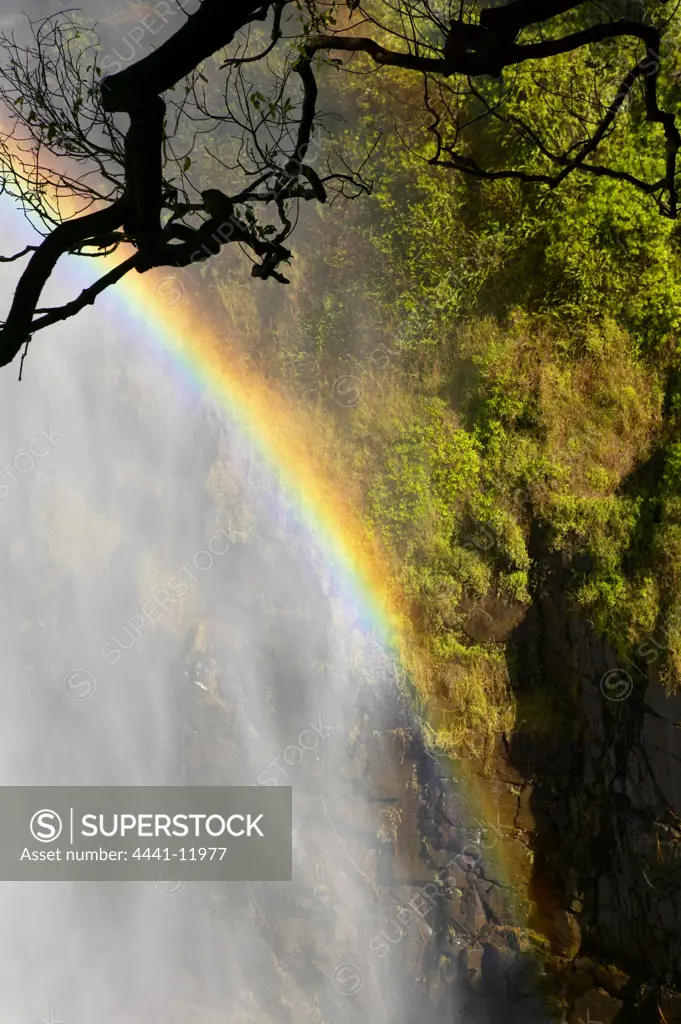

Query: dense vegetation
[189,11,681,750]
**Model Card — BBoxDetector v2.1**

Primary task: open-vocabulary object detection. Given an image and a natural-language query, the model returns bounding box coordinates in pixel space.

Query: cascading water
[0,194,461,1024]
[0,3,555,1018]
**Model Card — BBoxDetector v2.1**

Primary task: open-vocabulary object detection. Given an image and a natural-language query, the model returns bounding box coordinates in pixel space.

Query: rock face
[408,523,681,1020]
[177,524,681,1022]
[502,530,681,1018]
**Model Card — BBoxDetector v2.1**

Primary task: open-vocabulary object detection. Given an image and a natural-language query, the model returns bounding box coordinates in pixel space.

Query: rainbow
[2,189,530,923]
[124,268,416,655]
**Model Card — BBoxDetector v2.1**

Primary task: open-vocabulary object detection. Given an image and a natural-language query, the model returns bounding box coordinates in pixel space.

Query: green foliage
[360,401,479,556]
[216,9,681,740]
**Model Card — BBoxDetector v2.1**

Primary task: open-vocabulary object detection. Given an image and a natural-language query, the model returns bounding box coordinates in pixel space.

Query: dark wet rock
[571,987,624,1023]
[445,861,471,890]
[367,522,681,1021]
[546,908,582,959]
[482,931,545,1002]
[588,960,630,996]
[481,939,512,997]
[461,945,485,993]
[463,886,490,935]
[515,784,535,832]
[480,883,510,924]
[660,989,681,1022]
[562,961,598,997]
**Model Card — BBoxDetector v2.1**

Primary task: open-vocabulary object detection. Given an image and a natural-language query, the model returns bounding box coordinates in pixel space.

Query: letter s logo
[30,809,63,843]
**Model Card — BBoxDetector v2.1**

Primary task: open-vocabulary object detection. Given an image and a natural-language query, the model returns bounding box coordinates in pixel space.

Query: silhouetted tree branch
[0,0,679,370]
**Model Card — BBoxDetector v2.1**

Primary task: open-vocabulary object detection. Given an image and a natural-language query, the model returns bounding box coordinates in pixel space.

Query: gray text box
[0,787,292,881]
